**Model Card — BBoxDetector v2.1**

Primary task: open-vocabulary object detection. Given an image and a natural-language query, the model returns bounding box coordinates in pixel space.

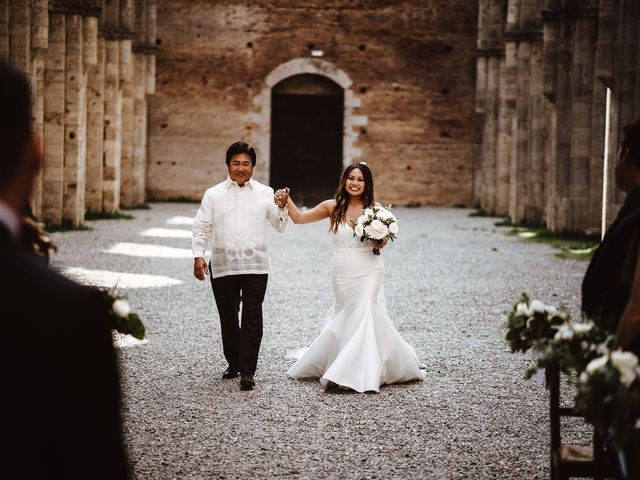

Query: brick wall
[148,0,480,207]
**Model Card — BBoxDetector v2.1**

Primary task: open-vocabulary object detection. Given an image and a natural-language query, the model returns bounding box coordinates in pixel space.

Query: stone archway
[250,58,367,190]
[271,74,344,206]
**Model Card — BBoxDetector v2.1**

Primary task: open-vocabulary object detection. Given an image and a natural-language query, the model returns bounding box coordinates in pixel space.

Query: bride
[284,162,426,392]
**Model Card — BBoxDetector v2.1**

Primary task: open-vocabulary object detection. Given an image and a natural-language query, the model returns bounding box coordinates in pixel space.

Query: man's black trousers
[210,272,268,375]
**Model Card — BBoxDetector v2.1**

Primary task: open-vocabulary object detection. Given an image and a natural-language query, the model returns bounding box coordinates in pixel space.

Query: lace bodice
[333,223,372,251]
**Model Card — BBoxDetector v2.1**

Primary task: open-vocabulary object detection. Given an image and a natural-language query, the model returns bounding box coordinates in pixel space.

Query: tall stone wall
[148,0,480,207]
[0,0,157,225]
[475,0,640,233]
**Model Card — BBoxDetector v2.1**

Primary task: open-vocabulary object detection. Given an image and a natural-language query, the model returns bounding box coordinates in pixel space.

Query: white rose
[596,343,610,355]
[370,219,384,230]
[363,208,374,219]
[573,322,593,335]
[553,324,573,341]
[530,299,546,314]
[579,371,589,384]
[545,305,559,316]
[373,223,389,240]
[611,351,639,386]
[354,224,364,238]
[376,208,394,222]
[113,299,131,318]
[516,302,529,316]
[364,225,374,237]
[388,222,399,235]
[368,219,387,240]
[585,355,609,375]
[356,215,366,225]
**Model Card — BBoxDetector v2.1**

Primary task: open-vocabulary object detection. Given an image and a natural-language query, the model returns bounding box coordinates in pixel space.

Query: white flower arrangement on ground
[505,292,639,455]
[352,204,398,255]
[576,350,640,452]
[99,285,146,340]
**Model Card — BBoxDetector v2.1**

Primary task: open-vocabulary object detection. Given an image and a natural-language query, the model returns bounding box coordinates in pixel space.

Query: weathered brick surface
[148,0,480,207]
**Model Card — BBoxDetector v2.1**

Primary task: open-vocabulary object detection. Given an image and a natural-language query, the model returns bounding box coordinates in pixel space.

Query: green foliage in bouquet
[99,286,146,340]
[575,353,640,452]
[536,320,614,378]
[505,293,566,355]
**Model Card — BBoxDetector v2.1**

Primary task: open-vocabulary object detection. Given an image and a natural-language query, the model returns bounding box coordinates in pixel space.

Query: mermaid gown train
[287,223,426,392]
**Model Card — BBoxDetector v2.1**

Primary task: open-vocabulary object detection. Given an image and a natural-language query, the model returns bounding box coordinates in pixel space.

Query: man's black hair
[225,141,257,166]
[622,120,640,167]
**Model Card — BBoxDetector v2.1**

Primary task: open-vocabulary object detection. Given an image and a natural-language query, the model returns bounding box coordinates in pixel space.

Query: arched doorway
[270,74,344,207]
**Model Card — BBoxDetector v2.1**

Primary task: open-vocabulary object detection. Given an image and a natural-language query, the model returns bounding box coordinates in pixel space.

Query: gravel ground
[51,203,592,479]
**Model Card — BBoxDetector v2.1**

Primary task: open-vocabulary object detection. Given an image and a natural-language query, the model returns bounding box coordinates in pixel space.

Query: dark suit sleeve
[54,287,130,479]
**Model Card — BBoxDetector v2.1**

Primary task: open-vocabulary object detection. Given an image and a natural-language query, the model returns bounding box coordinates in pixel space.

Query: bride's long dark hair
[329,162,375,233]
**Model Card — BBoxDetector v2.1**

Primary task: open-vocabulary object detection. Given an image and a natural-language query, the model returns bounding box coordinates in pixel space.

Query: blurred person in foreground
[582,119,640,480]
[582,119,640,355]
[0,60,129,479]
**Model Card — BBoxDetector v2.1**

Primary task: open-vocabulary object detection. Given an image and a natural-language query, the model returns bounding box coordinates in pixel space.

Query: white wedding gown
[287,223,426,392]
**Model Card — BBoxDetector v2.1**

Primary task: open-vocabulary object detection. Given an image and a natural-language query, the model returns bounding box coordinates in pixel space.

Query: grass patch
[85,210,134,221]
[46,222,92,233]
[506,226,599,260]
[121,203,151,210]
[494,217,515,227]
[469,208,492,217]
[468,209,512,221]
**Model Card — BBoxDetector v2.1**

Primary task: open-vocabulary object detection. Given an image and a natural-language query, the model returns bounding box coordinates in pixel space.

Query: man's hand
[372,237,388,249]
[194,257,209,280]
[274,187,290,209]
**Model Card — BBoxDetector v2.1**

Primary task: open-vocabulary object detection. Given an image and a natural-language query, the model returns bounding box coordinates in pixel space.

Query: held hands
[274,187,290,209]
[193,257,209,281]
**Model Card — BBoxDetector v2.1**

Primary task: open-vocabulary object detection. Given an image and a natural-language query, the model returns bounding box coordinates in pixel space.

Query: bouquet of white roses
[352,204,398,255]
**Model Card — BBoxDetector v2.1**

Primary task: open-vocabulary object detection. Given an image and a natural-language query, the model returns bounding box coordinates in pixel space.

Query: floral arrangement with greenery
[505,293,639,455]
[100,286,145,340]
[576,352,640,452]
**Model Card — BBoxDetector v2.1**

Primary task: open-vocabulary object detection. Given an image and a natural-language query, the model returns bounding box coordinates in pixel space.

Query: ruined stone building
[475,0,640,233]
[1,1,638,232]
[1,0,157,226]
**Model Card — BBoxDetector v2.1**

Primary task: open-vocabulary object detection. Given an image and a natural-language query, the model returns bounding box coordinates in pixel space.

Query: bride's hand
[274,188,290,208]
[372,237,388,249]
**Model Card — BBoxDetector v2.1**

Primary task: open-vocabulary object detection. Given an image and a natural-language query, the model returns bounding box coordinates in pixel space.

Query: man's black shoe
[222,368,239,379]
[240,374,255,391]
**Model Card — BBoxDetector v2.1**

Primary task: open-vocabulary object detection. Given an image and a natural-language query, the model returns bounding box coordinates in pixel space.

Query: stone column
[132,0,147,207]
[8,0,30,71]
[475,0,504,215]
[495,1,518,216]
[29,0,48,218]
[119,0,134,208]
[102,0,122,213]
[42,12,65,225]
[132,51,147,206]
[85,16,105,213]
[0,1,9,60]
[61,13,87,225]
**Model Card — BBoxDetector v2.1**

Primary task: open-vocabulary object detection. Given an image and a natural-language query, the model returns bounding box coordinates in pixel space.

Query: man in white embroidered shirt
[193,141,289,391]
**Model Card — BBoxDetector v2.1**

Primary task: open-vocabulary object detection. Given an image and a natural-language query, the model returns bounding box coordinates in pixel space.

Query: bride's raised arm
[287,197,335,224]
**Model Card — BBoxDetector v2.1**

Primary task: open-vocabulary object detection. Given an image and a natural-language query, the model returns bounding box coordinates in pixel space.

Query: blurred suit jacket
[1,222,129,479]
